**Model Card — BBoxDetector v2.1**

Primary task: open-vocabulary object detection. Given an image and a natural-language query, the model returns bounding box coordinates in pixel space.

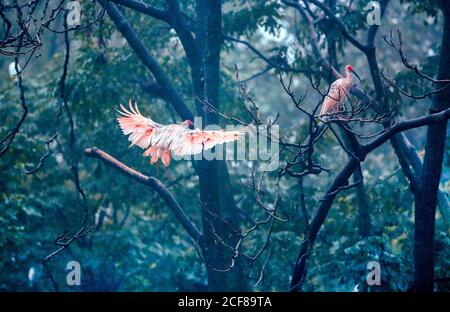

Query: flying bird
[117,101,247,167]
[319,64,361,121]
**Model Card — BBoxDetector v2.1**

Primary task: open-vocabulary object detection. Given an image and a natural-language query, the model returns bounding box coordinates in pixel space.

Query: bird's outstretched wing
[171,128,244,157]
[117,101,246,167]
[117,100,162,149]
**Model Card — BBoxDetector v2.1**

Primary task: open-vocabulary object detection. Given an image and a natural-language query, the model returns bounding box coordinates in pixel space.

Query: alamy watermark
[366,260,381,286]
[365,1,381,26]
[66,1,81,27]
[173,117,280,172]
[66,260,81,286]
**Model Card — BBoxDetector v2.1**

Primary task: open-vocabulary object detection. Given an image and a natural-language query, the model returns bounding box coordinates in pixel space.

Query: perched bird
[319,64,361,121]
[117,101,246,167]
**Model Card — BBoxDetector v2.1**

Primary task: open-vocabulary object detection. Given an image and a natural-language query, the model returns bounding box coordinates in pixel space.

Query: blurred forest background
[0,0,449,292]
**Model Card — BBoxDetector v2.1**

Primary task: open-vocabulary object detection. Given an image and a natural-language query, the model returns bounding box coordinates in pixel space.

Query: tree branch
[112,0,203,113]
[110,0,169,21]
[84,147,201,241]
[290,158,359,291]
[99,0,194,121]
[223,35,310,75]
[305,0,367,52]
[282,0,340,79]
[290,105,450,291]
[361,107,450,155]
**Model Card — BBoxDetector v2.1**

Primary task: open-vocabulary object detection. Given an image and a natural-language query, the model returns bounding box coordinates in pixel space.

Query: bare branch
[362,106,450,155]
[99,0,194,121]
[111,0,169,21]
[224,35,311,75]
[303,0,367,53]
[84,147,202,241]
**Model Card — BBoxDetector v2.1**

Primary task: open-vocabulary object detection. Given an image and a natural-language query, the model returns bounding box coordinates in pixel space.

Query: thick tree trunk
[414,2,450,292]
[195,0,247,291]
[394,132,450,232]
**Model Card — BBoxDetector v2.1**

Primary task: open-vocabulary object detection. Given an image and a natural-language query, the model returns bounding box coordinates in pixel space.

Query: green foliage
[223,0,283,38]
[0,0,449,292]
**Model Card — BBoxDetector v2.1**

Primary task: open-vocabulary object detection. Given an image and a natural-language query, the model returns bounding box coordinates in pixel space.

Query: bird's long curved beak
[353,70,362,82]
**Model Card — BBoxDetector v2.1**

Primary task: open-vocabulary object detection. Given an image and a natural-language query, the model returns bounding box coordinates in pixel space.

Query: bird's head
[345,64,361,82]
[181,120,194,127]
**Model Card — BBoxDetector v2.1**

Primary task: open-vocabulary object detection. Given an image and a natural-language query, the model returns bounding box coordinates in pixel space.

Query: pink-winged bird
[319,64,361,121]
[117,101,247,167]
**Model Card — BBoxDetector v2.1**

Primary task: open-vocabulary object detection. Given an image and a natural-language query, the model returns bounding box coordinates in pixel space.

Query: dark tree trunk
[195,0,247,291]
[414,1,450,292]
[290,159,359,291]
